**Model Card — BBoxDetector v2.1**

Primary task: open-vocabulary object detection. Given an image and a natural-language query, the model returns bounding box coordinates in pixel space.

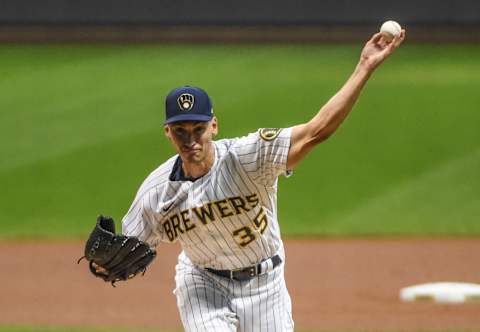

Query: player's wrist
[354,60,375,79]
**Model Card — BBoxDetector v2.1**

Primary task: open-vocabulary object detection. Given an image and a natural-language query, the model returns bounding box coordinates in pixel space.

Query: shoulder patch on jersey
[259,128,282,141]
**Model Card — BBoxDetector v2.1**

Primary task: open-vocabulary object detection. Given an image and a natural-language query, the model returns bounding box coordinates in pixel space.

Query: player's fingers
[378,38,389,49]
[395,29,406,46]
[383,43,397,57]
[92,262,107,273]
[370,32,384,44]
[392,30,406,47]
[378,41,396,59]
[384,29,405,54]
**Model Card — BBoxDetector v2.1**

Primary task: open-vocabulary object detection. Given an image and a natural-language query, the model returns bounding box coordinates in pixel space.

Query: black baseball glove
[78,215,156,286]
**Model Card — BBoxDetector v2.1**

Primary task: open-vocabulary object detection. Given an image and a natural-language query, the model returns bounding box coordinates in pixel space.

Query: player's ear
[164,125,172,139]
[210,117,218,137]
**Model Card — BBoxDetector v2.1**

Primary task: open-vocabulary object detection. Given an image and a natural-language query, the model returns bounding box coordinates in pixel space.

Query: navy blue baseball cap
[164,86,214,124]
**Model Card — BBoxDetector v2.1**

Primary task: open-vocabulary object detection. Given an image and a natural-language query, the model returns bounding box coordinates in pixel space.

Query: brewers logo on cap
[177,93,195,111]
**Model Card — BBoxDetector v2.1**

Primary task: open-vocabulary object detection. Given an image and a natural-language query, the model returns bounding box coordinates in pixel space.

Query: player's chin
[183,150,204,162]
[189,155,205,163]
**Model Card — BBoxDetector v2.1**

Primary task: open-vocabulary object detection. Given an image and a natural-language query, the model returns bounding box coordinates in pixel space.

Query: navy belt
[206,255,282,281]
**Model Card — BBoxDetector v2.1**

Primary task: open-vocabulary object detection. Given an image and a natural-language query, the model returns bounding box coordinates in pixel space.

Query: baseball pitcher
[80,30,405,331]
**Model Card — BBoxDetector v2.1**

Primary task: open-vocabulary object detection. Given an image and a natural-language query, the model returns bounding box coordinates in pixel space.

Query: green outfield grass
[1,44,479,238]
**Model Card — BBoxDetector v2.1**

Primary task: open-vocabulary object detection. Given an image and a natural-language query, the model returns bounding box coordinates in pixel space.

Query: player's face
[164,118,218,164]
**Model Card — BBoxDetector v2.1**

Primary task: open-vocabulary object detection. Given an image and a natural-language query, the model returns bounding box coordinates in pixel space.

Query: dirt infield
[1,239,480,331]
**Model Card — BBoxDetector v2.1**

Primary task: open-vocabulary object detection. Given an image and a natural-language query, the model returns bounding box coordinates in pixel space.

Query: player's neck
[181,142,215,179]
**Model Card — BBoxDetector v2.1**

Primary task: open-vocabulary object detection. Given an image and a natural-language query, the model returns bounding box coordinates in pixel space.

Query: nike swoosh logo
[162,202,175,212]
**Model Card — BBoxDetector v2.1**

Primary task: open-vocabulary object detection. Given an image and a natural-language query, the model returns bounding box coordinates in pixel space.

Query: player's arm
[287,31,405,170]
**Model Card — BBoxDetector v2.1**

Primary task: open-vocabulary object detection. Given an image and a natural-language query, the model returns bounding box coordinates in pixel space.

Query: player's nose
[182,139,196,149]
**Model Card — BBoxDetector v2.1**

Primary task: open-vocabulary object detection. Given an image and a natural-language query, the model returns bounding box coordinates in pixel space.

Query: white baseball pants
[174,253,294,332]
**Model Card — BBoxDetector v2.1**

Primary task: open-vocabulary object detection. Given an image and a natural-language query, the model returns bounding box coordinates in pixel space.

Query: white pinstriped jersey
[122,127,292,270]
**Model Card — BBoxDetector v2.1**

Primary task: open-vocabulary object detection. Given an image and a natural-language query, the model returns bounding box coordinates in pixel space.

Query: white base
[400,282,480,304]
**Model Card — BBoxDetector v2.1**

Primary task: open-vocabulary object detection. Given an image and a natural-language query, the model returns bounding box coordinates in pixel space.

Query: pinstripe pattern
[122,127,294,331]
[175,252,294,332]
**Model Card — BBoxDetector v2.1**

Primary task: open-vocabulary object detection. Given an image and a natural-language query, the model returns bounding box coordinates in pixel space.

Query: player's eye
[173,127,186,136]
[194,127,205,135]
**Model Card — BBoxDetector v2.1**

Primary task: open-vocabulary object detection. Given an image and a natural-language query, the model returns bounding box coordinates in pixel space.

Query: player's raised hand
[359,29,406,71]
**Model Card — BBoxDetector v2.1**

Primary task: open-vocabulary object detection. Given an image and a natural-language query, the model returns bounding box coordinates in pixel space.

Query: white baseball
[380,20,402,42]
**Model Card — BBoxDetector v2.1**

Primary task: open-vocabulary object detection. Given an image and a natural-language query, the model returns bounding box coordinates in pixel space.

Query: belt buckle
[230,268,241,280]
[231,265,258,280]
[248,265,258,277]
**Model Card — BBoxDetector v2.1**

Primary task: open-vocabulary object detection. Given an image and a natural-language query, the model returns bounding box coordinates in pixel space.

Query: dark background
[1,0,479,24]
[0,0,479,42]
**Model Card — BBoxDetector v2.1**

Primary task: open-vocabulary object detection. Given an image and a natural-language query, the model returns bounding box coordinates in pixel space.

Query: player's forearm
[305,61,373,144]
[287,62,374,169]
[288,31,405,170]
